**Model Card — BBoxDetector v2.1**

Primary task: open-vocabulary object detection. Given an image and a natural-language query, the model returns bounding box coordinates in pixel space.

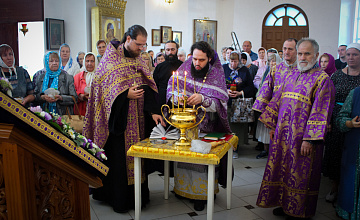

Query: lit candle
[177,71,180,109]
[184,71,187,96]
[172,72,175,109]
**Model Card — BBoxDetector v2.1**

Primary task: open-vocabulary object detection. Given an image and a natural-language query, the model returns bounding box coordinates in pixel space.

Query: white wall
[339,0,356,48]
[44,0,87,59]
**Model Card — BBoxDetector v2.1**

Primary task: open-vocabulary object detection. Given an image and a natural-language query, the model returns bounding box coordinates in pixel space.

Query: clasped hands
[228,90,243,98]
[79,93,89,101]
[41,94,62,103]
[348,116,360,128]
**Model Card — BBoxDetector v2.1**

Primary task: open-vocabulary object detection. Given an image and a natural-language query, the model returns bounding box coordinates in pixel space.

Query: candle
[177,71,180,109]
[172,72,175,109]
[184,71,187,96]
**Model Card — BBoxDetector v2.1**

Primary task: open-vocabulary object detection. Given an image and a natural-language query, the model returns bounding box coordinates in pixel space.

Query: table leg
[134,157,141,220]
[227,148,233,209]
[164,160,169,199]
[207,164,215,220]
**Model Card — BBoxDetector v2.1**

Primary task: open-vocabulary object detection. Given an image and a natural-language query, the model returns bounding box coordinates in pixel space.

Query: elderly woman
[323,43,360,203]
[335,86,360,219]
[73,52,98,116]
[0,44,34,106]
[140,52,155,75]
[223,51,256,158]
[59,43,80,77]
[177,48,186,62]
[319,53,336,77]
[34,51,77,115]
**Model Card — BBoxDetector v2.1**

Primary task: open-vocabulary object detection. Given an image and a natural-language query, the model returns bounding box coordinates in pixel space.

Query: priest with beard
[153,40,183,106]
[84,25,165,213]
[166,41,232,211]
[256,38,335,219]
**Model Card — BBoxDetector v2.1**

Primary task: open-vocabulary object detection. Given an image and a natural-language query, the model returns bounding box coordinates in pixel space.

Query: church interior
[0,0,358,219]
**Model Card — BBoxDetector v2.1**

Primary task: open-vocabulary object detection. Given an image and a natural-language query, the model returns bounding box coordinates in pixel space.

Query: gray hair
[296,38,319,54]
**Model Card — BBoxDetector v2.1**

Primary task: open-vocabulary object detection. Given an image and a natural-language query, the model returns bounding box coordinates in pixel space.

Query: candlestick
[177,71,180,109]
[172,72,175,109]
[184,71,187,97]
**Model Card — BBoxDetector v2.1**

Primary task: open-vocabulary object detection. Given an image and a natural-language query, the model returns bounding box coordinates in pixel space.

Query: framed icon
[46,18,65,50]
[160,26,172,44]
[152,29,161,46]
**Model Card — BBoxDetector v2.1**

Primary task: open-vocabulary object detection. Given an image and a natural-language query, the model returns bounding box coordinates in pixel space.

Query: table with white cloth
[127,135,239,220]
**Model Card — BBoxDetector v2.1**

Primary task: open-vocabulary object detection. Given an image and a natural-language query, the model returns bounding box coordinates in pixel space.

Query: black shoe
[113,207,129,213]
[273,207,286,216]
[194,200,206,211]
[256,150,268,159]
[255,143,264,151]
[286,216,309,220]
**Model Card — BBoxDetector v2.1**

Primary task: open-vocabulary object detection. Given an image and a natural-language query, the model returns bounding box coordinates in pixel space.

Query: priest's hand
[152,114,166,127]
[269,129,275,141]
[187,94,202,106]
[127,86,144,99]
[301,141,313,156]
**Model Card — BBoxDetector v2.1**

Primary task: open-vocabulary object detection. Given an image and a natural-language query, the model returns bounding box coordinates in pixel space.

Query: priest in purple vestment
[256,38,335,219]
[83,25,164,213]
[166,41,231,211]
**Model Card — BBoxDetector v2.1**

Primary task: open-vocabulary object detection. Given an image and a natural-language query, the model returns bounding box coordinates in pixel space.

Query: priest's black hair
[120,25,147,44]
[190,41,214,59]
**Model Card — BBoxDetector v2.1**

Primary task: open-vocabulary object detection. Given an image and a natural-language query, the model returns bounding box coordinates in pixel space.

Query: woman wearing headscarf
[241,52,258,81]
[73,52,98,116]
[223,51,256,158]
[252,47,267,69]
[323,43,360,203]
[0,44,34,106]
[319,53,337,77]
[59,43,80,77]
[76,51,85,68]
[154,52,165,66]
[34,51,77,115]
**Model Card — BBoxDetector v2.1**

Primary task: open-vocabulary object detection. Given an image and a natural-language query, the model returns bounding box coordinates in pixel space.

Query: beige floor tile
[192,206,261,220]
[128,201,193,219]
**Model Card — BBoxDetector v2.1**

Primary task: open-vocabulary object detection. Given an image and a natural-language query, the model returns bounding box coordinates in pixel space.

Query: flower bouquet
[0,77,13,97]
[29,106,107,161]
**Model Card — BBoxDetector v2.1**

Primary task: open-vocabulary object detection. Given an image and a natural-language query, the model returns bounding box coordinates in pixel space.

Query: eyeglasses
[132,39,147,48]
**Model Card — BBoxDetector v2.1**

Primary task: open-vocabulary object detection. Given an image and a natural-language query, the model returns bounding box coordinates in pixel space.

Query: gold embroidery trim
[307,121,327,125]
[265,105,278,117]
[261,180,319,196]
[282,92,312,105]
[256,97,269,104]
[274,85,281,91]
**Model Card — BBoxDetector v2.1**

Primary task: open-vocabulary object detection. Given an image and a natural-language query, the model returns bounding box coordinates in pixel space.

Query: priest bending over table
[166,41,232,211]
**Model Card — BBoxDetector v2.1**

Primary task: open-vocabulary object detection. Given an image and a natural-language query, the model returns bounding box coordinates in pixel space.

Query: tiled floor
[90,140,341,220]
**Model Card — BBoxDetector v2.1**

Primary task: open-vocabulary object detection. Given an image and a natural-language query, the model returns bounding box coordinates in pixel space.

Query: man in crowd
[335,44,347,70]
[84,24,164,213]
[242,40,258,61]
[220,46,228,64]
[166,41,231,211]
[278,50,283,60]
[253,38,298,157]
[96,39,107,62]
[256,38,335,220]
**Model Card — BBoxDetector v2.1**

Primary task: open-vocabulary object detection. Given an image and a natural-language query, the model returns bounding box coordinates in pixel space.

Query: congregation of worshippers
[1,23,360,220]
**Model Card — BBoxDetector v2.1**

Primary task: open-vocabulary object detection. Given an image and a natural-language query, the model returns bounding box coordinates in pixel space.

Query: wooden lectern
[0,92,109,219]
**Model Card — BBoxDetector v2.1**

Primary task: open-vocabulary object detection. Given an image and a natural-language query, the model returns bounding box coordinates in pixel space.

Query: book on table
[203,132,226,141]
[150,123,180,140]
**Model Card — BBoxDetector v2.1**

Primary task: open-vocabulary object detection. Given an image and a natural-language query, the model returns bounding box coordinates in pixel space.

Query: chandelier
[165,0,174,4]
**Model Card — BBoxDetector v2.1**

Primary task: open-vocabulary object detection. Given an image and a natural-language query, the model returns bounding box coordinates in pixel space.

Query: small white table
[127,135,238,220]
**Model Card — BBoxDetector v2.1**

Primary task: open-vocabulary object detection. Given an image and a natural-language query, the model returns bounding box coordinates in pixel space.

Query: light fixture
[20,24,28,36]
[165,0,174,4]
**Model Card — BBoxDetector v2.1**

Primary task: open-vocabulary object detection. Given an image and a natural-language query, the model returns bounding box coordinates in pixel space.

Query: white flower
[40,111,45,117]
[100,153,108,160]
[89,148,96,155]
[68,129,75,139]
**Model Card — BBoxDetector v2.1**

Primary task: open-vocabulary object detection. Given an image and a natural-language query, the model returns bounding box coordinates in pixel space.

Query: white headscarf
[241,52,252,67]
[0,44,17,77]
[253,47,267,68]
[347,43,360,52]
[83,52,98,87]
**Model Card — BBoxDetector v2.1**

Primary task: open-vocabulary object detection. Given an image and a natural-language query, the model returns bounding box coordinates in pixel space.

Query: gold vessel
[161,104,206,147]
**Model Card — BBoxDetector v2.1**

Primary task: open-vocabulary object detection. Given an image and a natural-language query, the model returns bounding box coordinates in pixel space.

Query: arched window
[262,4,309,51]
